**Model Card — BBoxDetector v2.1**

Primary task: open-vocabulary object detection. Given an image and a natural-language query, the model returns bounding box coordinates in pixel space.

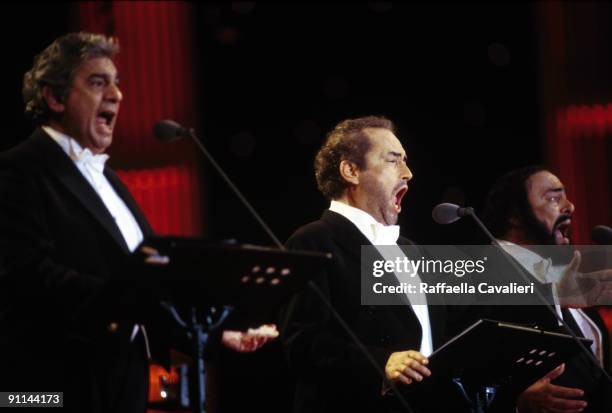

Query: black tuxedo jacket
[280,210,454,413]
[0,129,156,412]
[447,267,612,412]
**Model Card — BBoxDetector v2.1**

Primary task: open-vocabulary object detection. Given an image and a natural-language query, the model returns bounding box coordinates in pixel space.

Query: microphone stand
[463,208,612,385]
[170,126,416,413]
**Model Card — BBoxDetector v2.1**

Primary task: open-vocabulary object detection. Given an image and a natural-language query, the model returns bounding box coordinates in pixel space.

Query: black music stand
[138,236,331,413]
[426,319,593,413]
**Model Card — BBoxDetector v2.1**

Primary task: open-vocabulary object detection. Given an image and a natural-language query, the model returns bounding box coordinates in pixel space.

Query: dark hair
[23,32,119,123]
[314,116,395,199]
[482,165,548,238]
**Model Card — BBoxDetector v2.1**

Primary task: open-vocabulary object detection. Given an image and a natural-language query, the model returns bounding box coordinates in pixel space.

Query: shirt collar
[497,240,552,282]
[329,200,400,245]
[43,125,109,172]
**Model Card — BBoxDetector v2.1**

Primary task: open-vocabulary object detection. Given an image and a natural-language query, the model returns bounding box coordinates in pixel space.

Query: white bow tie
[371,223,400,245]
[75,149,109,174]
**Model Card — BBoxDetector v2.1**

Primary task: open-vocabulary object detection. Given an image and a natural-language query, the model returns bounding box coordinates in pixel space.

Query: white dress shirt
[330,200,434,356]
[44,126,148,351]
[498,240,603,364]
[43,126,144,252]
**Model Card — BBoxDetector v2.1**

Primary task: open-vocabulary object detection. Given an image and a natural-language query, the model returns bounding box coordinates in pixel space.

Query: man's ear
[339,160,360,186]
[42,85,65,114]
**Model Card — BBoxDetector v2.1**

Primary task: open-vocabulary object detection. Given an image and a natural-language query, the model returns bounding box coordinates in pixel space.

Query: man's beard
[522,208,556,245]
[523,209,573,264]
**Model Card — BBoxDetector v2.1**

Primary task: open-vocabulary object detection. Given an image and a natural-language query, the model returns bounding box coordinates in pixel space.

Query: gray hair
[23,32,119,123]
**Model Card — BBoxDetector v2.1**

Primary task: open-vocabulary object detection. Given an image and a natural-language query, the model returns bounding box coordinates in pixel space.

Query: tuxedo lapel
[321,210,370,261]
[105,169,153,238]
[584,308,610,370]
[32,130,130,253]
[320,209,421,326]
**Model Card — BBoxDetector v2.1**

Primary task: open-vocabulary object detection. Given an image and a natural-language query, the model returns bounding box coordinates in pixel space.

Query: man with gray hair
[0,32,154,412]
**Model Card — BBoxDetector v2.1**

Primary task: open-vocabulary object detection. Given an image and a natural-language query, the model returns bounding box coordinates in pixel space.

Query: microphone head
[432,203,461,225]
[591,225,612,245]
[154,120,186,142]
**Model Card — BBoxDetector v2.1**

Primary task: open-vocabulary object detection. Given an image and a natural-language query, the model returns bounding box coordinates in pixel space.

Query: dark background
[3,3,542,245]
[3,3,556,412]
[195,4,543,411]
[195,3,541,248]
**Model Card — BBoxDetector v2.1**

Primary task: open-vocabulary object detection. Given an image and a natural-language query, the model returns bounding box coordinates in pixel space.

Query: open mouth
[553,218,572,245]
[96,110,116,127]
[393,185,408,213]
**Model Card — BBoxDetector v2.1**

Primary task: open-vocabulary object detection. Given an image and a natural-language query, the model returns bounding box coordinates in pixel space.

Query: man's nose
[106,82,123,103]
[562,198,575,215]
[402,163,413,181]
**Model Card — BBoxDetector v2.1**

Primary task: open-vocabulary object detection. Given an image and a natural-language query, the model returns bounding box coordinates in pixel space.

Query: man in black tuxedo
[480,166,612,413]
[0,32,155,412]
[280,116,453,413]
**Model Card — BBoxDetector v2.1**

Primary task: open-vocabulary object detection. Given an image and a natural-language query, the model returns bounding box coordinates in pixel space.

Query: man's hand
[385,350,431,385]
[517,364,587,413]
[557,250,612,308]
[221,324,279,353]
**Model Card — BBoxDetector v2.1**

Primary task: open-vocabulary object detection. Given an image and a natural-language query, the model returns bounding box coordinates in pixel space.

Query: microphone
[432,202,474,224]
[153,119,284,249]
[154,120,192,142]
[433,201,610,382]
[154,119,418,413]
[591,225,612,245]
